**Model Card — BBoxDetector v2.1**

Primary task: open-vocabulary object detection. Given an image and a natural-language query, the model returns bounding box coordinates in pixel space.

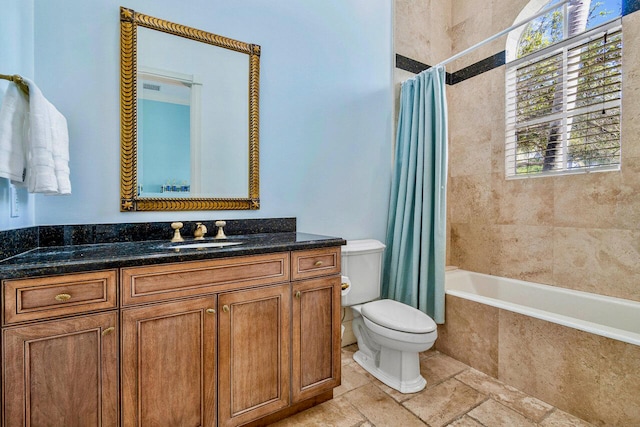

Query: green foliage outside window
[510,0,622,176]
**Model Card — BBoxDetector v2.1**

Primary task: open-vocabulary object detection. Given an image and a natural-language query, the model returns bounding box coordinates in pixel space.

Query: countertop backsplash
[0,218,297,261]
[0,218,346,280]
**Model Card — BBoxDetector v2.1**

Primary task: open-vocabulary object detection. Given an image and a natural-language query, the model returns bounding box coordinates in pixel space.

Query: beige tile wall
[394,0,640,302]
[396,3,640,424]
[394,0,452,129]
[445,5,640,302]
[437,295,640,426]
[435,295,499,376]
[500,311,640,426]
[395,0,452,66]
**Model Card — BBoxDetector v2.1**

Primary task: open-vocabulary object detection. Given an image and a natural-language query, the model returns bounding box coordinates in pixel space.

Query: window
[505,0,622,178]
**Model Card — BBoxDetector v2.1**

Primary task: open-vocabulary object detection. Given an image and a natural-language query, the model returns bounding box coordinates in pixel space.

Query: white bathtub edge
[445,272,640,347]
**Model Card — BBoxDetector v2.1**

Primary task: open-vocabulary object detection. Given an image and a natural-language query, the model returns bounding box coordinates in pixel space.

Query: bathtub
[445,268,640,346]
[438,268,640,426]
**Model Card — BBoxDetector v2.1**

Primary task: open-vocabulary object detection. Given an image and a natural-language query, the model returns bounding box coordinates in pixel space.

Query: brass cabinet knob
[295,291,301,299]
[341,283,350,290]
[55,293,72,302]
[206,308,216,315]
[102,326,115,336]
[314,261,323,266]
[222,305,229,313]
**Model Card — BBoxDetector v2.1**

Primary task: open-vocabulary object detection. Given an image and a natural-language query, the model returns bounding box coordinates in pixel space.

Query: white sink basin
[171,241,243,249]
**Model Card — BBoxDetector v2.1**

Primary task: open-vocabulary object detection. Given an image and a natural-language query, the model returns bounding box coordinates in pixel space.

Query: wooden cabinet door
[2,311,119,427]
[218,284,290,427]
[292,276,341,403]
[121,296,217,427]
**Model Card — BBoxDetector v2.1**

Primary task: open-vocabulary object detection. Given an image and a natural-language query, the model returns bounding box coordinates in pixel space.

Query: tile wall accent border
[396,52,505,85]
[396,3,637,84]
[395,54,431,74]
[446,51,506,85]
[624,0,640,15]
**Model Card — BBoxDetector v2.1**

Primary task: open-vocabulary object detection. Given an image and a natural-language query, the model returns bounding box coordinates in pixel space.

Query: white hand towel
[0,83,27,182]
[23,78,71,194]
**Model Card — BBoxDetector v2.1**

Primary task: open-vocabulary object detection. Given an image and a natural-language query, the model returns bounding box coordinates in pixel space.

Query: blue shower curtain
[381,66,448,324]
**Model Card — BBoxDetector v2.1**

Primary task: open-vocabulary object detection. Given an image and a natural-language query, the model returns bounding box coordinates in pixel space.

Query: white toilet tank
[341,239,386,306]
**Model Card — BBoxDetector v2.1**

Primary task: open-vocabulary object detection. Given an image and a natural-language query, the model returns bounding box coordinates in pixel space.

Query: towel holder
[0,74,29,99]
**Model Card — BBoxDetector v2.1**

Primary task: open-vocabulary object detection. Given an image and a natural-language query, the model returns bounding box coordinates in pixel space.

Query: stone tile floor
[271,345,595,427]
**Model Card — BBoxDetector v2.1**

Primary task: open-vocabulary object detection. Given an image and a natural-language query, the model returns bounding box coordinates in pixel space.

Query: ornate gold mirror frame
[120,7,260,211]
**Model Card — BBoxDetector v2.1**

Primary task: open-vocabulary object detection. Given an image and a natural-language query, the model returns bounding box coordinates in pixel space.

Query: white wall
[26,0,393,241]
[0,0,36,230]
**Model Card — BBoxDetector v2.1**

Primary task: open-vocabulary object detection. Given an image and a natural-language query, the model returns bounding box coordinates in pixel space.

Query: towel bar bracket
[0,73,30,99]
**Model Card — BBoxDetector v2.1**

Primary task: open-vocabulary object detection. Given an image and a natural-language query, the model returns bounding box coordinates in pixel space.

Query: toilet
[342,239,437,393]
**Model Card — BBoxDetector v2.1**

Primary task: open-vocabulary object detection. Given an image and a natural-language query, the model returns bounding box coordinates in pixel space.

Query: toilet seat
[361,299,437,344]
[362,299,437,333]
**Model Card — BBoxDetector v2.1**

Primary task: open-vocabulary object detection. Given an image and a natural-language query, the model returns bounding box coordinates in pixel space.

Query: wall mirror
[120,7,260,211]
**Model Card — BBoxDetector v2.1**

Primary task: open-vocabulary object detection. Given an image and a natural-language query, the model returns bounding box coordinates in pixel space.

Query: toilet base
[353,349,426,394]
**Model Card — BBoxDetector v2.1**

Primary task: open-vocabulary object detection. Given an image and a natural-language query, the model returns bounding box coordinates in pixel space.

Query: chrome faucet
[194,222,208,240]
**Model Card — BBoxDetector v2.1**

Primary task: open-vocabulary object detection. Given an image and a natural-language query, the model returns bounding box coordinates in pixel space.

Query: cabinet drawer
[121,252,290,306]
[3,270,118,325]
[291,247,341,281]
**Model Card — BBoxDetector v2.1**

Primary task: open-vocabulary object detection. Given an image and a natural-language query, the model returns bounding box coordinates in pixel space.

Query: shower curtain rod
[434,0,571,68]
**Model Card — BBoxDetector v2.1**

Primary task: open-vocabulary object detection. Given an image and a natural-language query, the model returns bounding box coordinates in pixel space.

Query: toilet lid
[361,299,437,334]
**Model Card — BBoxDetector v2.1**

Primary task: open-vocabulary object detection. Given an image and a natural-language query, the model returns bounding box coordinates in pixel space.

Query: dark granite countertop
[0,232,346,280]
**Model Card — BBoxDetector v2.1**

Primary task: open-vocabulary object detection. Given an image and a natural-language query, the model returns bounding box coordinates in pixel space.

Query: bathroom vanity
[0,225,344,426]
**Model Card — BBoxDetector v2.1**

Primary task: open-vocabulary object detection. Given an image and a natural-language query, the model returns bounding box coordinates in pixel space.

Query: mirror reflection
[120,7,260,211]
[137,28,249,198]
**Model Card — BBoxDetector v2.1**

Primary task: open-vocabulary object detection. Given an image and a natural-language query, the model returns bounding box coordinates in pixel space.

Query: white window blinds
[505,21,622,178]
